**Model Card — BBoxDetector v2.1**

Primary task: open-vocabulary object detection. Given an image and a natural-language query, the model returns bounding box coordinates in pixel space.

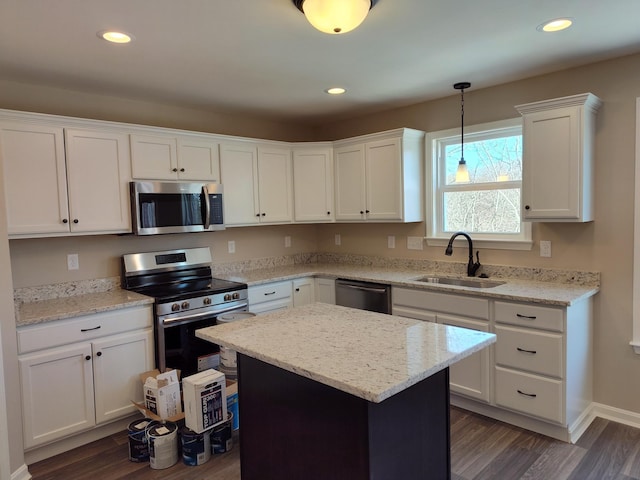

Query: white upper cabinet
[334,128,424,223]
[292,145,334,222]
[516,93,601,222]
[220,142,293,226]
[0,120,131,237]
[130,133,220,182]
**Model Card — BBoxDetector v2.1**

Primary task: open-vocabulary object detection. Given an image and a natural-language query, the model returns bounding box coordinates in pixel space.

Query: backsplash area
[14,252,600,306]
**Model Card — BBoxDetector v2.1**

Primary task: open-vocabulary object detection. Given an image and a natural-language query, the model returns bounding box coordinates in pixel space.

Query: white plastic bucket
[217,312,256,368]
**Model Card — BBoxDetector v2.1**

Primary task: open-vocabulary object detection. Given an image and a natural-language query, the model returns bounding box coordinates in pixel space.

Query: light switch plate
[540,240,551,257]
[67,253,79,270]
[335,234,341,246]
[228,241,236,254]
[284,236,291,248]
[388,235,396,249]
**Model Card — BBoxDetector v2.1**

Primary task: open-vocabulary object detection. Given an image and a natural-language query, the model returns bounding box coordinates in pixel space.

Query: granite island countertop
[196,302,496,403]
[213,263,599,307]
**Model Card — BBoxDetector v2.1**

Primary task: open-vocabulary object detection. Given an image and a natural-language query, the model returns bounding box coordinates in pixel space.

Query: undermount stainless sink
[413,276,505,288]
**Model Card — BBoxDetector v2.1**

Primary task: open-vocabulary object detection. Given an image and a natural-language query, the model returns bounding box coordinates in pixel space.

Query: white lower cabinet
[248,281,294,314]
[315,277,336,304]
[392,287,491,403]
[393,287,593,441]
[293,277,315,307]
[17,306,154,449]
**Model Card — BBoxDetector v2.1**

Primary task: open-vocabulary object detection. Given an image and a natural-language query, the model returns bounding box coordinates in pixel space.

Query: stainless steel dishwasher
[335,278,391,314]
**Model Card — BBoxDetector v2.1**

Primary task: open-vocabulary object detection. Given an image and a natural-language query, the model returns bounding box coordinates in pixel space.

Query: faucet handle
[469,251,481,277]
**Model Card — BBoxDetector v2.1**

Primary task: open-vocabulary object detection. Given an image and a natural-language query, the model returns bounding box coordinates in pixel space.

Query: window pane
[445,135,522,185]
[443,189,521,234]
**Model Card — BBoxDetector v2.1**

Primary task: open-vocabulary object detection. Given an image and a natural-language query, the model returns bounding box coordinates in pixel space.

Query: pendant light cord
[460,87,465,161]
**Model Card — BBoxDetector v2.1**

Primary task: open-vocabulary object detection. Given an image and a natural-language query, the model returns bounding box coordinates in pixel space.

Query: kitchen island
[196,303,496,480]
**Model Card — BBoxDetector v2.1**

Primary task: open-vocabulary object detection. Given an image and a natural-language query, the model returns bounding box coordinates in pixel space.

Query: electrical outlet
[540,240,552,258]
[335,234,341,246]
[67,253,79,270]
[407,236,424,250]
[388,235,396,249]
[284,236,291,248]
[228,240,236,254]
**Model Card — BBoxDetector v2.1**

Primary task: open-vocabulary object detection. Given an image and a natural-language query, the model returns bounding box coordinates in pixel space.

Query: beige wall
[2,52,640,434]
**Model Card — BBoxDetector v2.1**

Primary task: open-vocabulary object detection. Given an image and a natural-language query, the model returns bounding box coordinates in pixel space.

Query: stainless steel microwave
[130,181,225,235]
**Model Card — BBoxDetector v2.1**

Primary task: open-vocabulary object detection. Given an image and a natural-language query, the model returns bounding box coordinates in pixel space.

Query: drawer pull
[516,313,537,320]
[517,389,537,398]
[516,347,537,355]
[80,326,101,332]
[264,291,277,296]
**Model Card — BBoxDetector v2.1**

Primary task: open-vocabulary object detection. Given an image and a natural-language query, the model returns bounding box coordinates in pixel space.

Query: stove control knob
[224,294,231,301]
[181,301,190,310]
[232,292,240,300]
[203,297,212,305]
[171,303,180,312]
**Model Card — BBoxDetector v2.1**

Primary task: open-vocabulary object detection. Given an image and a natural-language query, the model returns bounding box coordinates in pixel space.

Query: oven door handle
[160,302,249,325]
[202,185,211,230]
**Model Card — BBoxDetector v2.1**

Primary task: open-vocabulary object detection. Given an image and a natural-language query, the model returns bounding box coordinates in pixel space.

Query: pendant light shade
[454,82,471,183]
[293,0,375,34]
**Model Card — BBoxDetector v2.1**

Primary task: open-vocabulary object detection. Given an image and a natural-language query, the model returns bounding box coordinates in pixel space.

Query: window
[426,118,532,250]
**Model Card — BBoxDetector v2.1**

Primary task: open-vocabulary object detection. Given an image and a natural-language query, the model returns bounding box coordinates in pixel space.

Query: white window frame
[425,117,532,251]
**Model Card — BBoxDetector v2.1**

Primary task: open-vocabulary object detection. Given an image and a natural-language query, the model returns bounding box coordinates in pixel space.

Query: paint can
[217,312,256,374]
[181,427,211,466]
[147,420,179,469]
[211,412,233,454]
[127,418,152,462]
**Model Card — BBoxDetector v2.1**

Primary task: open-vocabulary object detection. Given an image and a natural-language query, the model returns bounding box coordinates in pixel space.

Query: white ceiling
[1,0,639,124]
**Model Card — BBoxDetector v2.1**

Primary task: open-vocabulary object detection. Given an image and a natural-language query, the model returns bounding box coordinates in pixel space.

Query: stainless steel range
[121,247,248,377]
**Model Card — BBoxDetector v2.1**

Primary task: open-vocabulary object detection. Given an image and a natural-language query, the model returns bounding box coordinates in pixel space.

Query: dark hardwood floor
[28,407,640,480]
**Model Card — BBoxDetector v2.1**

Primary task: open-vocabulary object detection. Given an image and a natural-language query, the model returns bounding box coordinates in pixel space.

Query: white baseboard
[11,463,31,480]
[590,402,640,430]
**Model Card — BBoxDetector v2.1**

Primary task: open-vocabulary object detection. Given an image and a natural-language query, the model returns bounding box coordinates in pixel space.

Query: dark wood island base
[237,353,451,480]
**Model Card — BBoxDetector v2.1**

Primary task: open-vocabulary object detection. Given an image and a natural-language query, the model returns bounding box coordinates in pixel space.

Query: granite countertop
[215,263,599,307]
[196,302,496,403]
[15,290,154,327]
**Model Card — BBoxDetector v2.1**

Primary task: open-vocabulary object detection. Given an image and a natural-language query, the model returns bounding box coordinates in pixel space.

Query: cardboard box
[132,369,184,422]
[183,369,227,433]
[226,379,239,431]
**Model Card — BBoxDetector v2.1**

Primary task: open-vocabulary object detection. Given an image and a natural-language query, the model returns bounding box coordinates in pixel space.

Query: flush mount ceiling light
[325,87,346,95]
[292,0,377,34]
[453,82,471,184]
[97,30,134,44]
[537,18,573,32]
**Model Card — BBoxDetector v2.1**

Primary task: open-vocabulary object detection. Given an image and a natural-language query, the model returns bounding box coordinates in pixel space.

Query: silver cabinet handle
[202,185,211,230]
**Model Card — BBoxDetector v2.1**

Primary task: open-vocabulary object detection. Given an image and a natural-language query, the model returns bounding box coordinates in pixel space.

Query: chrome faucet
[445,231,481,277]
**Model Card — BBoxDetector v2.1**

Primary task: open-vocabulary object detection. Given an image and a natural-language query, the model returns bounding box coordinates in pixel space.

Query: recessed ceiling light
[325,87,346,95]
[98,30,134,44]
[537,18,573,32]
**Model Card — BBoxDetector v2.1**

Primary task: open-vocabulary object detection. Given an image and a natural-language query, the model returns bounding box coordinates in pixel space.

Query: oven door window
[162,316,218,377]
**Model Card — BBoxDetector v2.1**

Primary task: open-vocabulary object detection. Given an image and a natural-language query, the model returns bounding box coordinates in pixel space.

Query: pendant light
[453,82,471,183]
[292,0,377,34]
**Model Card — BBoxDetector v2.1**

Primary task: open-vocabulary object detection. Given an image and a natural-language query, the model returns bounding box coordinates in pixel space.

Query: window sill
[426,237,533,251]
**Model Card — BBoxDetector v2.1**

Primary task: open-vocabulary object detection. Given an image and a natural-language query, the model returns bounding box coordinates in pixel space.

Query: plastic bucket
[217,312,256,369]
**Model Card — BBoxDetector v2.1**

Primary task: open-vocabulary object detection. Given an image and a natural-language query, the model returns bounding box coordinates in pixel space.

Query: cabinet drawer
[495,325,563,378]
[494,301,564,332]
[248,281,293,306]
[495,366,564,424]
[17,306,153,354]
[392,288,489,320]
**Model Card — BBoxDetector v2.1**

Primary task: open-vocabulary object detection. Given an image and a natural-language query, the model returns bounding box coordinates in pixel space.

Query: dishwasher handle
[337,283,389,294]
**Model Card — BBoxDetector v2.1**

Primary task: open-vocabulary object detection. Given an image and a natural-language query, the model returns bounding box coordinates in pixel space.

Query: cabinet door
[220,143,260,225]
[437,314,491,403]
[0,123,70,235]
[19,343,95,449]
[365,137,403,221]
[293,278,315,307]
[92,329,154,425]
[65,129,131,233]
[293,148,334,222]
[315,278,336,304]
[177,137,220,182]
[334,144,366,221]
[257,146,293,223]
[130,134,178,180]
[521,107,580,220]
